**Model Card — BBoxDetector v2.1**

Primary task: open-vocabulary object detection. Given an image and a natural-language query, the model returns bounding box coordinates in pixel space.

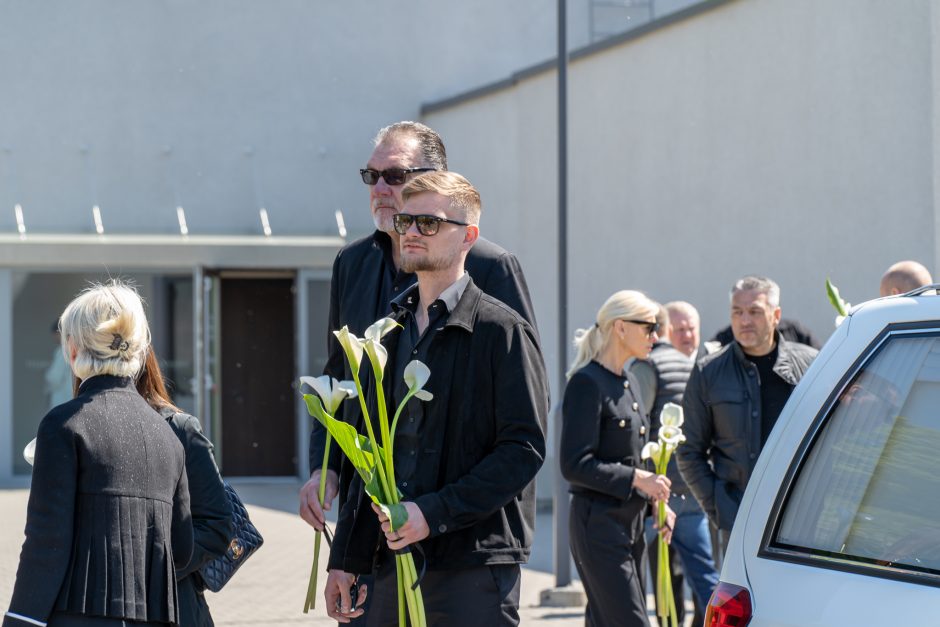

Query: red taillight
[705,581,753,627]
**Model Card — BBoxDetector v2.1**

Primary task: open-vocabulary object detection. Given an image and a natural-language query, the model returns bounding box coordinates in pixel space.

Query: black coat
[309,230,539,501]
[560,362,651,516]
[677,334,817,530]
[4,376,192,627]
[327,280,548,574]
[162,408,234,627]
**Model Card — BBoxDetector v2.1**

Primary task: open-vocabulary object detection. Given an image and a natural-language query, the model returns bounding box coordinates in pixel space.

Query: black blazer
[4,376,193,627]
[163,408,233,627]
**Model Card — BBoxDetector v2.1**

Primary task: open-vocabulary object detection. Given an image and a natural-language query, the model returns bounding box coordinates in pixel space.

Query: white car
[707,287,940,626]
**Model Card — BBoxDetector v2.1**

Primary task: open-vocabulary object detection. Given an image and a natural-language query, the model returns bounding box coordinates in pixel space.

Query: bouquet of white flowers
[301,318,430,626]
[641,402,687,627]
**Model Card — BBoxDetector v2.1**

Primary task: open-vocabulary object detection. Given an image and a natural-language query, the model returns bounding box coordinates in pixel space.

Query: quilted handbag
[198,482,264,592]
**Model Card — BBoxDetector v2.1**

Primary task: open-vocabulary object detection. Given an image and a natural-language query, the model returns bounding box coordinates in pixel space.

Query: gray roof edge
[421,0,736,116]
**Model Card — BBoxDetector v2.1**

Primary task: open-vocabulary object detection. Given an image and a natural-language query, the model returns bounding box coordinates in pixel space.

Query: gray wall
[0,1,567,238]
[426,0,940,408]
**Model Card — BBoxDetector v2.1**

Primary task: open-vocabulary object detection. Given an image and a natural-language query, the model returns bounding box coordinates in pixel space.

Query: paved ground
[0,482,693,626]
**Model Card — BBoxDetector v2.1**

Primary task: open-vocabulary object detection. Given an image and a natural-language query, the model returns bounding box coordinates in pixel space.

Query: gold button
[619,419,626,428]
[640,426,646,435]
[632,402,639,411]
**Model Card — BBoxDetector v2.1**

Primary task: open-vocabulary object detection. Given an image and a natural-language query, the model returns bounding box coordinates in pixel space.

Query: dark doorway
[219,275,296,476]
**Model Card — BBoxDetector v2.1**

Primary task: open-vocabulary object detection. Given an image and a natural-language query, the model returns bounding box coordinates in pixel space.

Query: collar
[390,272,471,316]
[438,273,471,312]
[78,374,135,395]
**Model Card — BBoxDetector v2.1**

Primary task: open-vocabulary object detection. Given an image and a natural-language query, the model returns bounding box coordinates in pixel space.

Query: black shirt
[748,345,790,447]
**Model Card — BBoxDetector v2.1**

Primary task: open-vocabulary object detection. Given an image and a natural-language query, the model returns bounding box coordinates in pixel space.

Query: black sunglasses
[623,319,661,337]
[392,213,469,236]
[359,167,435,186]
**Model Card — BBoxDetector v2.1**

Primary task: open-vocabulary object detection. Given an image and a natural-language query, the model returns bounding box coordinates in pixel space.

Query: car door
[737,312,940,625]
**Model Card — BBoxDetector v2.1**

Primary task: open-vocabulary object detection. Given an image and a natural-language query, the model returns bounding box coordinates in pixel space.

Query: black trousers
[569,494,649,627]
[365,550,521,627]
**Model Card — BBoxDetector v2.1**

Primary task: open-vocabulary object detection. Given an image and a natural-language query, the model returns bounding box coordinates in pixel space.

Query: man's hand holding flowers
[373,502,430,550]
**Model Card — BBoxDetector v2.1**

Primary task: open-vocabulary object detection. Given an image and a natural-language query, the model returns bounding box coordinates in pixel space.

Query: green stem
[303,531,321,613]
[371,369,396,503]
[349,366,392,502]
[303,433,334,613]
[396,558,406,627]
[389,390,415,445]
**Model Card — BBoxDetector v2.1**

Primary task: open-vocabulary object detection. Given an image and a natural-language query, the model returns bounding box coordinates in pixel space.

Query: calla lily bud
[333,326,364,374]
[363,339,389,378]
[365,317,400,343]
[641,441,662,463]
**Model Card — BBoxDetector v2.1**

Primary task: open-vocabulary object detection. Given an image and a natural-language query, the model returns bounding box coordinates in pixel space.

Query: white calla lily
[363,339,389,378]
[333,326,364,374]
[364,317,400,343]
[659,402,684,428]
[659,425,686,450]
[403,360,433,401]
[300,375,358,414]
[23,437,36,466]
[641,440,662,463]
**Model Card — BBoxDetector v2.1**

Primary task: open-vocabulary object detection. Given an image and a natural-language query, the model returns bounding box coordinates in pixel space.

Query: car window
[773,334,940,576]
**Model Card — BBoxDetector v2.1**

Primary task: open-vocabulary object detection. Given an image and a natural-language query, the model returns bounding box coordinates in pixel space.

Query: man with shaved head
[879,260,933,297]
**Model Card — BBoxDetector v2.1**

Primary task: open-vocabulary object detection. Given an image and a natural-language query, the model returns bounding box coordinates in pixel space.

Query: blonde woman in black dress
[561,290,675,627]
[4,282,192,627]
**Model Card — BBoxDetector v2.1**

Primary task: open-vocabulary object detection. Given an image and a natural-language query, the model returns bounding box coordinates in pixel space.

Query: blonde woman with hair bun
[4,281,192,627]
[560,290,676,627]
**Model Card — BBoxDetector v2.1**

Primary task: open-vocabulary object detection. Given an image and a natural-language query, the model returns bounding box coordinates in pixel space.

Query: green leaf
[304,394,378,483]
[380,503,410,531]
[826,277,849,317]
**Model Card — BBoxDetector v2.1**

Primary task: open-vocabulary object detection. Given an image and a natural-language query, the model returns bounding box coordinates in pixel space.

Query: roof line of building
[421,0,736,116]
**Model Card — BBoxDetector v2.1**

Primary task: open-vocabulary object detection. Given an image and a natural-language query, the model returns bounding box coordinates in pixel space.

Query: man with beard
[324,172,548,625]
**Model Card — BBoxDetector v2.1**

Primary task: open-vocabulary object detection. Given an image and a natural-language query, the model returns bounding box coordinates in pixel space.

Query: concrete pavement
[0,482,691,626]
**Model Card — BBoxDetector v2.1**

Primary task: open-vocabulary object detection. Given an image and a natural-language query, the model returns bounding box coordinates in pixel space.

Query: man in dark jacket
[630,305,718,627]
[677,276,818,547]
[324,171,548,626]
[299,122,538,535]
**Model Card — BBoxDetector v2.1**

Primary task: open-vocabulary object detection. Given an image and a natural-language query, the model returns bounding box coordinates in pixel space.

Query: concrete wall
[426,0,939,410]
[0,1,566,238]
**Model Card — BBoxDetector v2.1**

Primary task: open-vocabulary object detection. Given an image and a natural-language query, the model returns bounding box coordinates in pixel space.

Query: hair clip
[110,334,129,352]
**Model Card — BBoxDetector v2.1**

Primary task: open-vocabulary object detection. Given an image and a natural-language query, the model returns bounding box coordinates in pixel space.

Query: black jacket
[309,230,539,499]
[560,362,651,520]
[327,279,548,574]
[4,376,192,627]
[677,334,817,530]
[163,408,234,627]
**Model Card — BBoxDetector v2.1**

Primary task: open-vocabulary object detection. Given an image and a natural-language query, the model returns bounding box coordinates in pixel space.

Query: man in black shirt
[677,276,818,549]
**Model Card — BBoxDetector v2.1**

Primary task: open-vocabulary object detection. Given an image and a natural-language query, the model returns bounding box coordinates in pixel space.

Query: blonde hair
[401,171,482,224]
[59,281,151,381]
[566,290,659,379]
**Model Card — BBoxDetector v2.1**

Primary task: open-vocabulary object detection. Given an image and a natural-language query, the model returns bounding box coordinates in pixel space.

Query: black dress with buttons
[560,361,653,627]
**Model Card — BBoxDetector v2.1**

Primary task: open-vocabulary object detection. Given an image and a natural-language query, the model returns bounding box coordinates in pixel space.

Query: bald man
[879,261,933,297]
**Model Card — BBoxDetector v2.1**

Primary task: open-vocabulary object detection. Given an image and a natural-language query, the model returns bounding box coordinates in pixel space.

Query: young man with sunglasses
[325,171,548,626]
[298,122,539,618]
